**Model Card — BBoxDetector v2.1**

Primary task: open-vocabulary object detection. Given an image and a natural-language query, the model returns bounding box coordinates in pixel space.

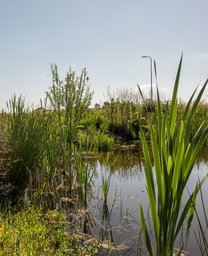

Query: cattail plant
[138,56,208,256]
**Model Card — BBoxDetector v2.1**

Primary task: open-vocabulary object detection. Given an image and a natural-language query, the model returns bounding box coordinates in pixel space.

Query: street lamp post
[142,56,153,102]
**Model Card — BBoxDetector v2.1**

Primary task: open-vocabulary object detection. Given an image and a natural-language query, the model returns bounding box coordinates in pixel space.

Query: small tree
[46,64,93,143]
[46,65,94,194]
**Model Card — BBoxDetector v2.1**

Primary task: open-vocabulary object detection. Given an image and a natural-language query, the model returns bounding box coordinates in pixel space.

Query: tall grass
[75,155,95,209]
[5,95,50,193]
[139,56,208,255]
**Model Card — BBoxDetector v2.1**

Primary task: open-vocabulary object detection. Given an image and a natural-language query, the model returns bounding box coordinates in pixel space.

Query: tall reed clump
[139,56,208,256]
[5,95,50,194]
[101,173,111,203]
[75,155,95,209]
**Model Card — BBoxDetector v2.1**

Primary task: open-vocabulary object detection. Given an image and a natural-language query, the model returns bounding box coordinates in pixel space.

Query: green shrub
[0,206,99,255]
[97,133,114,152]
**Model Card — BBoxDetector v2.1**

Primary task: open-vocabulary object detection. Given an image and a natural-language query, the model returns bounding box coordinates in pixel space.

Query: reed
[139,56,208,255]
[5,95,50,193]
[101,172,111,203]
[75,155,95,209]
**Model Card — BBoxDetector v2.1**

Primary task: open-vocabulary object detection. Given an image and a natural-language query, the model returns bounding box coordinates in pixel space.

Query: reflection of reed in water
[98,149,144,181]
[194,177,208,255]
[196,146,208,166]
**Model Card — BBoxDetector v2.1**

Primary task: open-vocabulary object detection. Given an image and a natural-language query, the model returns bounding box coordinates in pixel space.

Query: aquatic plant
[46,65,94,195]
[104,91,143,140]
[75,155,95,209]
[101,171,111,203]
[5,95,50,194]
[139,56,208,255]
[97,132,114,152]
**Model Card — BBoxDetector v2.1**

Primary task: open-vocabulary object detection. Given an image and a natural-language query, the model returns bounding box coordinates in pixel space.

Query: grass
[138,55,208,255]
[75,155,95,209]
[4,96,51,193]
[101,171,111,203]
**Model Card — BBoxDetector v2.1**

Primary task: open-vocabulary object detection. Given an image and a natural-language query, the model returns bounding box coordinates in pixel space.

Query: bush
[0,206,99,255]
[97,133,114,152]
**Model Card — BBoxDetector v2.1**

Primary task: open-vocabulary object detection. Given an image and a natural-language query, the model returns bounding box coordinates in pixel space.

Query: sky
[0,0,208,109]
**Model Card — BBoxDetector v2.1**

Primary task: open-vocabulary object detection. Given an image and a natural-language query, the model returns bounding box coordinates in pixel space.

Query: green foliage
[46,64,93,143]
[0,206,99,255]
[97,132,114,152]
[139,56,208,255]
[45,65,94,196]
[5,95,52,191]
[77,131,114,153]
[101,171,111,202]
[103,95,144,140]
[75,156,95,208]
[80,108,107,133]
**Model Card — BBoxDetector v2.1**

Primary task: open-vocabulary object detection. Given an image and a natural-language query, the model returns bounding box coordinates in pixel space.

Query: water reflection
[87,147,208,255]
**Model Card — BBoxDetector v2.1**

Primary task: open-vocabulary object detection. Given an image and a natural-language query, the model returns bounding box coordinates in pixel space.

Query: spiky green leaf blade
[169,54,183,137]
[154,59,162,143]
[186,79,208,124]
[174,176,206,240]
[150,124,164,208]
[184,79,208,142]
[172,121,184,198]
[140,129,160,242]
[140,205,154,256]
[186,186,197,238]
[140,129,155,197]
[174,193,194,241]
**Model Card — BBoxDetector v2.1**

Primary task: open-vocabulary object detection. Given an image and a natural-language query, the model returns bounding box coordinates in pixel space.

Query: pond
[75,146,208,256]
[19,146,208,255]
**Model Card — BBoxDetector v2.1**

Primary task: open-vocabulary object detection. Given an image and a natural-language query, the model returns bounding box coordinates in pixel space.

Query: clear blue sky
[1,0,208,109]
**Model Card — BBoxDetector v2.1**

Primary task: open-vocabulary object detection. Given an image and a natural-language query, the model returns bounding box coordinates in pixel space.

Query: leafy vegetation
[0,206,99,255]
[139,56,208,255]
[0,60,208,255]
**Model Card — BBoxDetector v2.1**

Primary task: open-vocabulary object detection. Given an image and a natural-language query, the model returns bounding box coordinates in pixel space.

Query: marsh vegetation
[0,58,208,255]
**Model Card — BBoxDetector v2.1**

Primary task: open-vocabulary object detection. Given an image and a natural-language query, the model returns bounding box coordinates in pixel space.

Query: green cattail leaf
[140,129,160,242]
[150,124,163,206]
[140,129,155,198]
[174,176,206,240]
[140,205,154,256]
[172,121,184,197]
[169,54,183,137]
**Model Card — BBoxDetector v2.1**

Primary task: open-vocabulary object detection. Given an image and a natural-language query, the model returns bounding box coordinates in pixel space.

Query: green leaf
[150,124,164,207]
[169,54,183,137]
[174,176,206,240]
[140,205,154,256]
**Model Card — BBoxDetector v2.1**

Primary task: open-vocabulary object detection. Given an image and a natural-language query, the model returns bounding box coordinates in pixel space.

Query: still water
[77,147,208,256]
